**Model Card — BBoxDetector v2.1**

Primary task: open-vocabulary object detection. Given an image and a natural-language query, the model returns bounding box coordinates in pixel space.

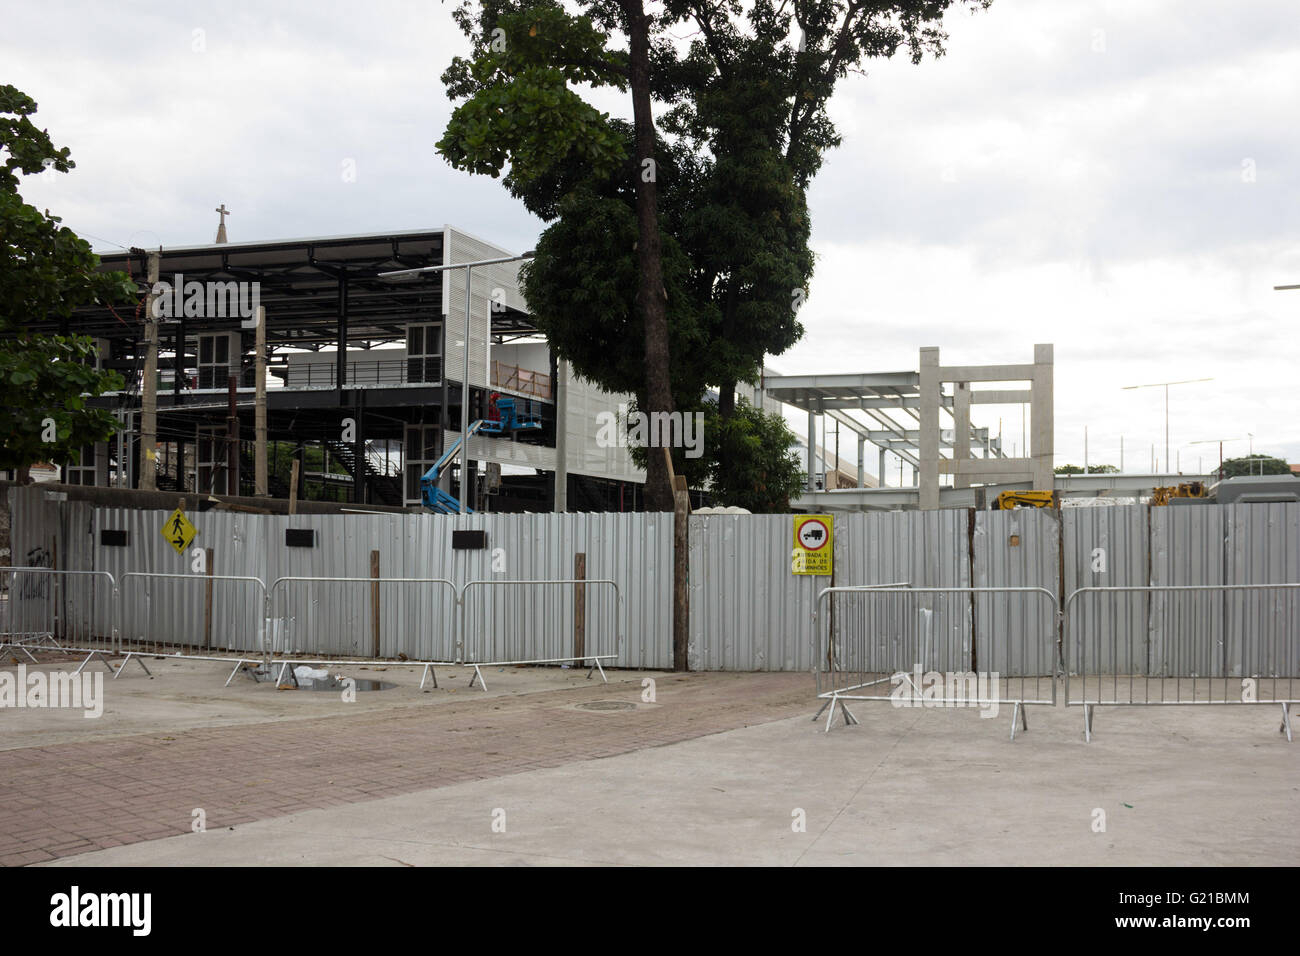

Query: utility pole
[139,250,161,490]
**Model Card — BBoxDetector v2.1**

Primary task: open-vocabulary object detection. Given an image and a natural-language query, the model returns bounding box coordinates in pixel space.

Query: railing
[491,360,551,400]
[1063,584,1300,741]
[266,576,459,689]
[813,585,1060,738]
[459,579,621,690]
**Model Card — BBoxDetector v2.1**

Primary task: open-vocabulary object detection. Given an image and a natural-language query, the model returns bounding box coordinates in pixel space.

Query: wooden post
[573,552,586,662]
[288,459,300,515]
[370,549,381,657]
[663,447,690,671]
[203,548,215,650]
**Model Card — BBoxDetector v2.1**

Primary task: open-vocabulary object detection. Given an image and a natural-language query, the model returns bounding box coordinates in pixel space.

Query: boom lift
[420,395,543,513]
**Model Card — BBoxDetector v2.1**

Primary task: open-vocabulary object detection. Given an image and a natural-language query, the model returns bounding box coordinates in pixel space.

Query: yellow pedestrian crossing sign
[161,507,197,554]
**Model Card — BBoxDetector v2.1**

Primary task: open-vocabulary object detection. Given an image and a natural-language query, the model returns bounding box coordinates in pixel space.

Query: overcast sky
[5,0,1297,478]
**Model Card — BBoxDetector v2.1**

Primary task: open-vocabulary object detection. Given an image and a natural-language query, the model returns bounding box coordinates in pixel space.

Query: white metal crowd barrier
[4,568,629,691]
[813,585,1060,739]
[0,567,120,675]
[460,578,622,691]
[116,571,269,685]
[1064,583,1300,742]
[266,576,459,689]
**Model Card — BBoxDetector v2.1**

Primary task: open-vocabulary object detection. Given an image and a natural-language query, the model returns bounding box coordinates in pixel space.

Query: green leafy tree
[438,0,988,507]
[628,398,806,512]
[1,85,136,474]
[1221,455,1291,478]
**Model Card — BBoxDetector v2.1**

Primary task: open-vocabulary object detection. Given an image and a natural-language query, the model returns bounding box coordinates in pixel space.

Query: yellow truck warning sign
[792,514,833,575]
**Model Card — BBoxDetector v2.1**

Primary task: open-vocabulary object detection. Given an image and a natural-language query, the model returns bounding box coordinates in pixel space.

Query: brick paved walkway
[0,672,811,865]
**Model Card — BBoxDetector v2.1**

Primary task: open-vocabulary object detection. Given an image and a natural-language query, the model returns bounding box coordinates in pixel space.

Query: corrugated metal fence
[5,486,1297,674]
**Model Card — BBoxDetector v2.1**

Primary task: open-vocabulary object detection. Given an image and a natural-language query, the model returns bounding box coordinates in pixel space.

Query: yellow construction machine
[992,490,1056,510]
[1150,482,1208,506]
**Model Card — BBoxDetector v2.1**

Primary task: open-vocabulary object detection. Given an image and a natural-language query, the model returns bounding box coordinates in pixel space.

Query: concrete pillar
[919,347,941,510]
[553,359,568,512]
[953,381,971,489]
[807,407,816,492]
[1031,343,1054,490]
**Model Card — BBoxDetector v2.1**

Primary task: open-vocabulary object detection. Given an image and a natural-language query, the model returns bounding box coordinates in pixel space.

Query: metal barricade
[266,576,459,689]
[0,567,119,674]
[1064,584,1300,741]
[117,572,269,685]
[813,585,1059,738]
[460,579,621,691]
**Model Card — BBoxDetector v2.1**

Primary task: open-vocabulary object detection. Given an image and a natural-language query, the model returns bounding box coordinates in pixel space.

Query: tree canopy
[1220,455,1291,478]
[1,84,136,473]
[437,0,989,507]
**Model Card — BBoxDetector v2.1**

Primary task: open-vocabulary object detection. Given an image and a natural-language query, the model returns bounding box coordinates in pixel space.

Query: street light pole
[1122,377,1212,475]
[380,250,535,514]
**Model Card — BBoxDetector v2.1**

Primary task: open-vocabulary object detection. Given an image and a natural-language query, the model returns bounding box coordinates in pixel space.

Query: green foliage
[0,335,124,470]
[1221,455,1291,478]
[0,85,137,471]
[1055,464,1119,475]
[436,0,987,498]
[701,398,807,512]
[628,398,806,512]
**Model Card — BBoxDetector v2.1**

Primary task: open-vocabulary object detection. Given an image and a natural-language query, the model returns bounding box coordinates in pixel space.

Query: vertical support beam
[460,264,473,515]
[173,326,183,401]
[254,306,268,496]
[1031,343,1055,491]
[288,459,300,515]
[335,275,349,402]
[225,376,239,496]
[353,392,365,505]
[857,435,865,488]
[919,347,941,510]
[806,407,816,492]
[878,447,887,490]
[573,552,586,662]
[370,549,381,657]
[139,251,161,490]
[438,320,450,498]
[553,358,568,512]
[953,381,971,490]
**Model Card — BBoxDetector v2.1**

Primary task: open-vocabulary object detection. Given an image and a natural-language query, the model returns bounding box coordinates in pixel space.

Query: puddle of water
[297,677,396,692]
[576,700,637,711]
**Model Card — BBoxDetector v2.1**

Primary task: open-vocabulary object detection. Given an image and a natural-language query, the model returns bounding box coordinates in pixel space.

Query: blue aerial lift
[420,396,543,513]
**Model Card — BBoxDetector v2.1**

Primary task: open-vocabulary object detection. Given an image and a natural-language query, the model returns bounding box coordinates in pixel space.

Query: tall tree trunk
[622,0,674,512]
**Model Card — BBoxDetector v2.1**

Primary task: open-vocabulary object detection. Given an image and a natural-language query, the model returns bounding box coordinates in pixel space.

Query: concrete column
[919,347,941,510]
[807,407,816,492]
[953,381,971,490]
[1031,343,1055,491]
[553,359,568,512]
